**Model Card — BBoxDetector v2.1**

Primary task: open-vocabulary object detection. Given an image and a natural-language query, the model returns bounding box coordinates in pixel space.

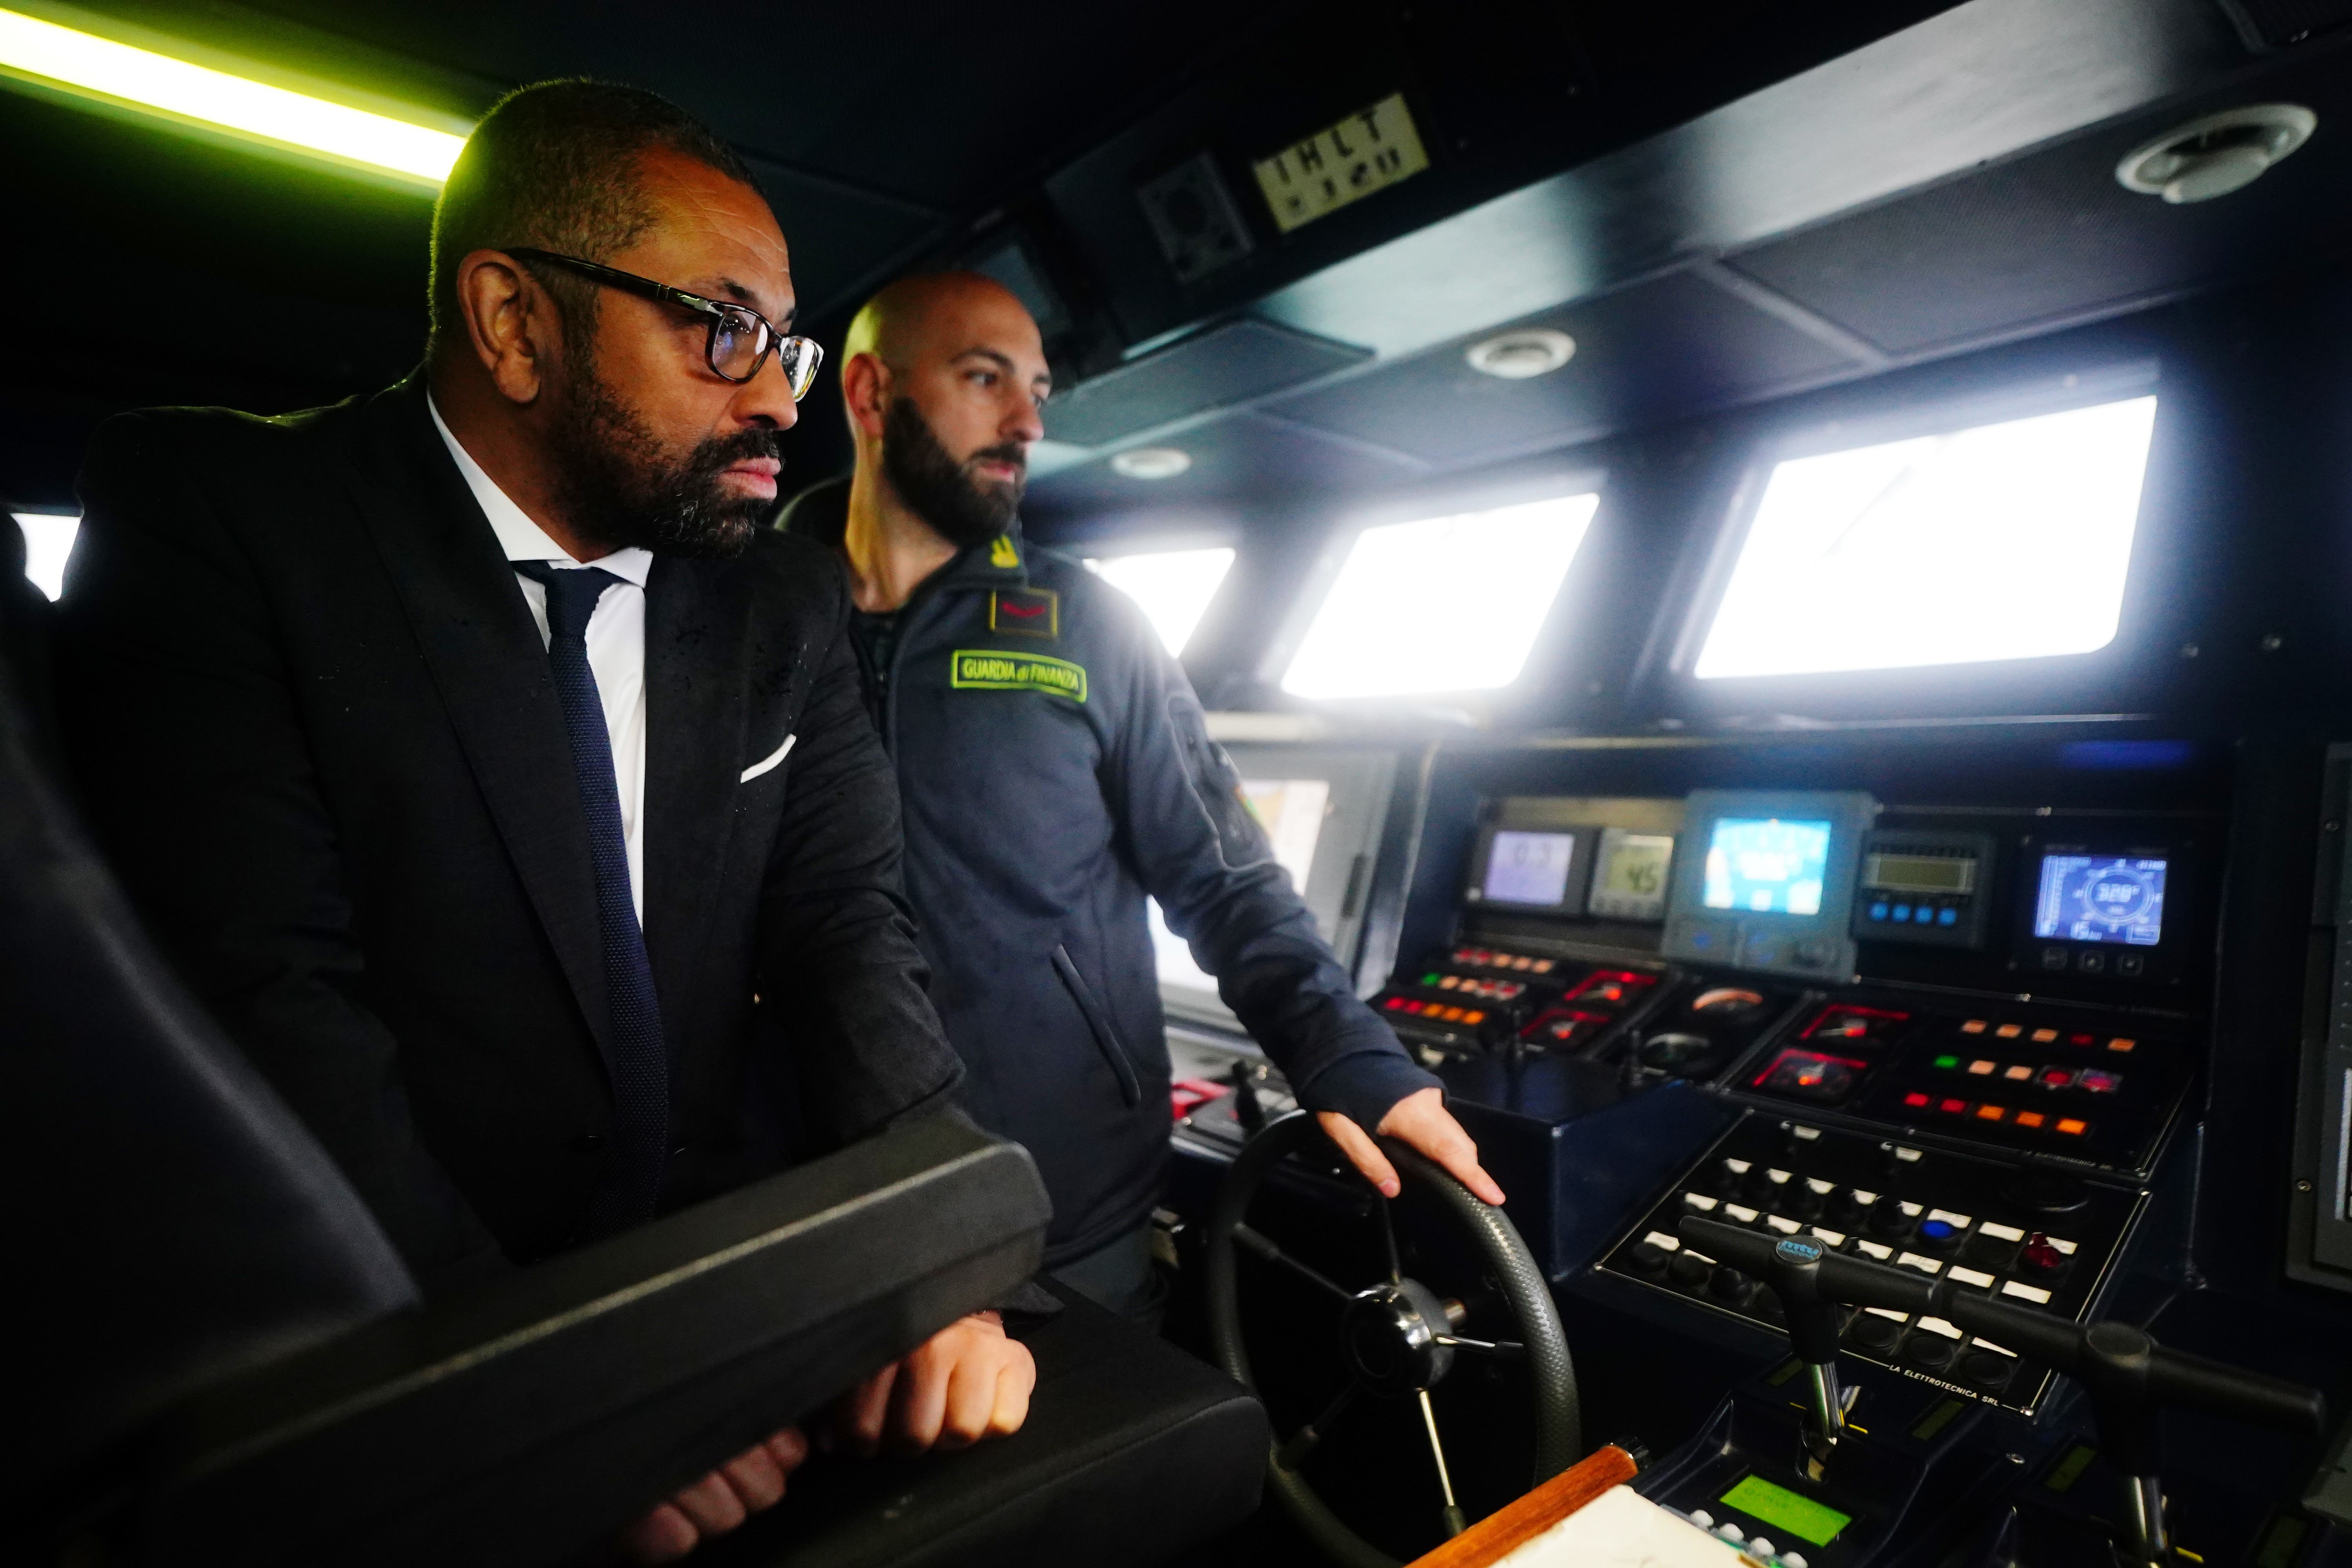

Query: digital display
[1481,830,1578,907]
[2033,855,2167,947]
[1865,853,1975,894]
[1703,818,1831,916]
[1719,1475,1852,1547]
[1591,830,1675,920]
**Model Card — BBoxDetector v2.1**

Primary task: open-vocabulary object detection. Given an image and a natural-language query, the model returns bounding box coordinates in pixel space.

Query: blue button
[1920,1219,1956,1241]
[1870,903,1889,920]
[1939,907,1959,926]
[1893,905,1912,922]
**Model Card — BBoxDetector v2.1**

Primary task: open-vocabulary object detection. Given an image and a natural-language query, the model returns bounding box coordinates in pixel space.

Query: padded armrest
[133,1114,1050,1568]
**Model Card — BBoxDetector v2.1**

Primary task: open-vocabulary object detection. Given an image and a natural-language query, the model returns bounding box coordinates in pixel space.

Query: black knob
[1708,1266,1756,1306]
[1824,1189,1866,1228]
[1624,1241,1670,1277]
[1906,1333,1957,1373]
[1849,1313,1900,1354]
[1708,1160,1744,1196]
[1753,1287,1787,1325]
[1669,1252,1713,1291]
[2002,1170,2091,1215]
[1869,1196,1918,1241]
[1964,1351,2017,1392]
[1782,1184,1826,1222]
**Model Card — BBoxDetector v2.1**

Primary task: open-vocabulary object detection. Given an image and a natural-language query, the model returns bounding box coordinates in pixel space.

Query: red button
[1903,1091,1931,1109]
[1385,996,1403,1010]
[1940,1098,1968,1115]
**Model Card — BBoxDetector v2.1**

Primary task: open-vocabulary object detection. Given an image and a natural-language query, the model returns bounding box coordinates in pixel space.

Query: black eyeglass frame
[503,247,824,396]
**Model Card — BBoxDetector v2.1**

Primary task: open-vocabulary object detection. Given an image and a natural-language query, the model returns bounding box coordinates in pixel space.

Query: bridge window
[1693,395,2158,681]
[1279,492,1599,700]
[1084,546,1236,657]
[12,511,77,602]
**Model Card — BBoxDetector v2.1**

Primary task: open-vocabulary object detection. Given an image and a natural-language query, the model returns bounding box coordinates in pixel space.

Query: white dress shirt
[428,396,653,925]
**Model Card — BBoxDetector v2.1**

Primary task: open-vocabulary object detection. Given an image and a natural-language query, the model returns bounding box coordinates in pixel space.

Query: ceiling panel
[1724,40,2352,356]
[1024,408,1423,530]
[1042,320,1371,447]
[1258,267,1861,468]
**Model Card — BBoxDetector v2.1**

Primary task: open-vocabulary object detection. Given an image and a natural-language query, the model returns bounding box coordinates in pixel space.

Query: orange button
[2014,1111,2047,1129]
[1996,1024,2023,1039]
[1443,1006,1466,1021]
[1975,1104,2007,1122]
[2032,1029,2058,1043]
[1463,1010,1485,1025]
[2056,1117,2089,1136]
[1961,1020,1987,1034]
[2107,1038,2136,1053]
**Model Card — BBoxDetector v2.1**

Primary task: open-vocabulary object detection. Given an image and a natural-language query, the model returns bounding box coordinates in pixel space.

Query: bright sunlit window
[1694,395,2159,680]
[1279,493,1598,700]
[1085,546,1236,657]
[11,512,78,602]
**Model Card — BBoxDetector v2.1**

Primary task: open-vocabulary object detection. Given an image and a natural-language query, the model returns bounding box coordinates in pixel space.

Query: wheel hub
[1341,1278,1457,1396]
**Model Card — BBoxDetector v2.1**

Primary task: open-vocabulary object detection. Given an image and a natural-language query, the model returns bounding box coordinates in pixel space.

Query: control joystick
[1764,1235,1849,1478]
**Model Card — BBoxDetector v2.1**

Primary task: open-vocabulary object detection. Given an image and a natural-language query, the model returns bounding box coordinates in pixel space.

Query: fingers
[616,1503,699,1565]
[989,1341,1037,1439]
[886,1334,954,1455]
[766,1425,811,1477]
[665,1468,750,1539]
[1318,1109,1400,1197]
[717,1440,786,1515]
[836,1361,899,1458]
[1360,1090,1509,1206]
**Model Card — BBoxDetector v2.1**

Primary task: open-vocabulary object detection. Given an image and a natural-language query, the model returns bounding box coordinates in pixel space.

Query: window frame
[1658,361,2170,721]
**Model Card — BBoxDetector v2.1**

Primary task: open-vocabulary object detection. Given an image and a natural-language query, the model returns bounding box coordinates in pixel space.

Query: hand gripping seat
[0,646,1263,1568]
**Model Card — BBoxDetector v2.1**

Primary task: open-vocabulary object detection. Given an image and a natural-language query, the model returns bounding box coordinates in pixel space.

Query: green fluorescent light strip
[0,6,465,183]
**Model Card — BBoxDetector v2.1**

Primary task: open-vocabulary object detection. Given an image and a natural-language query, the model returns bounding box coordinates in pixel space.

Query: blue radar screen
[1702,817,1831,916]
[2033,855,2167,947]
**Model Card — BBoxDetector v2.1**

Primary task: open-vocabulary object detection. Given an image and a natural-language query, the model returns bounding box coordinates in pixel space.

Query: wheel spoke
[1232,1221,1353,1301]
[1275,1382,1360,1470]
[1417,1388,1467,1538]
[1437,1335,1525,1359]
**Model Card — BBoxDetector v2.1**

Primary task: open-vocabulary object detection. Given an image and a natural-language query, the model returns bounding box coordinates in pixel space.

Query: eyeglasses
[503,247,825,399]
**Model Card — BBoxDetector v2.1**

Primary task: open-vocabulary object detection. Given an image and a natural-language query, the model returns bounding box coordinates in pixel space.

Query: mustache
[965,442,1027,477]
[694,428,786,473]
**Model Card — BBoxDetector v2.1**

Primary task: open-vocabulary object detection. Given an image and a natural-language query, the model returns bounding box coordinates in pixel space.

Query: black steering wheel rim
[1204,1110,1582,1567]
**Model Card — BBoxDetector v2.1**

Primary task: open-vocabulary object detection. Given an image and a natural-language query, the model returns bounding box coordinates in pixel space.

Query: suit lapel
[341,380,613,1061]
[641,554,750,1025]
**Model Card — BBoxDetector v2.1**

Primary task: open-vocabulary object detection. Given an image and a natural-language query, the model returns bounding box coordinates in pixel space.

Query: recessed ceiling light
[2115,104,2315,205]
[1110,447,1192,480]
[1465,328,1576,379]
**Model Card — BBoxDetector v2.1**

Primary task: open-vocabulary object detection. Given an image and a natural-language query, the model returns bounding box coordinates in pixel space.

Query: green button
[1934,1054,1959,1070]
[1422,973,1441,987]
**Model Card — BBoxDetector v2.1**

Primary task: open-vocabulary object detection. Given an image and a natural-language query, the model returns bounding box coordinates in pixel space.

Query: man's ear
[454,250,555,407]
[840,352,893,442]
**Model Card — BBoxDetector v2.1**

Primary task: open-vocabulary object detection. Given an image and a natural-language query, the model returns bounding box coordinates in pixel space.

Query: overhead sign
[1252,91,1429,235]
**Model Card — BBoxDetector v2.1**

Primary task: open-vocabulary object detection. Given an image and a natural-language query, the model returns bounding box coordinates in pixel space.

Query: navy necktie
[514,560,669,1233]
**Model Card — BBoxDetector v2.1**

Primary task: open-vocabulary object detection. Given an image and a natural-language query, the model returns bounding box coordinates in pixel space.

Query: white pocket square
[740,733,796,783]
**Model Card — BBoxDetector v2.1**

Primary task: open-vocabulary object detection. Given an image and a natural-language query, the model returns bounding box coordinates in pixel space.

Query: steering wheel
[1204,1110,1582,1567]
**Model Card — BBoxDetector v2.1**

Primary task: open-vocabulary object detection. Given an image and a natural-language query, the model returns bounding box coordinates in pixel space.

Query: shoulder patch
[951,649,1087,702]
[989,535,1021,568]
[989,586,1059,638]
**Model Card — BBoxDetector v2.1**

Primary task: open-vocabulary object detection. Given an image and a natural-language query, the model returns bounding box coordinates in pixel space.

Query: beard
[548,356,780,560]
[882,396,1025,550]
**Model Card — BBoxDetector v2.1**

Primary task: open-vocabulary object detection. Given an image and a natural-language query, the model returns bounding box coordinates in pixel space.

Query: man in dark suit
[54,82,1030,1562]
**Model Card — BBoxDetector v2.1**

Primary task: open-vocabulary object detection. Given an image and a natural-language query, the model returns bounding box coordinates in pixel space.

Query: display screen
[2033,855,2167,947]
[1719,1475,1852,1547]
[1482,830,1577,907]
[1703,818,1831,916]
[1592,831,1675,918]
[1865,852,1975,894]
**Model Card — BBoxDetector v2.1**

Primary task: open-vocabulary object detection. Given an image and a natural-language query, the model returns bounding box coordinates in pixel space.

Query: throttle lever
[1764,1234,1848,1476]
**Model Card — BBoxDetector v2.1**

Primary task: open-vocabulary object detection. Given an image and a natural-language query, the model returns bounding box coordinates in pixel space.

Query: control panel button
[2076,950,2106,976]
[2116,953,2146,978]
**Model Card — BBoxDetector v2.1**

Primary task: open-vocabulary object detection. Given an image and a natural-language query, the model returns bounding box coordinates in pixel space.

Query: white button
[1750,1539,1777,1558]
[1689,1510,1713,1529]
[1979,1221,2024,1242]
[1784,1556,1810,1568]
[1717,1523,1746,1543]
[1806,1178,1835,1195]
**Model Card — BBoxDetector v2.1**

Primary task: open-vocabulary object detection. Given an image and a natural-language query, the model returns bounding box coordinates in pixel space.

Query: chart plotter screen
[2033,855,2167,946]
[1702,817,1831,916]
[1482,830,1578,907]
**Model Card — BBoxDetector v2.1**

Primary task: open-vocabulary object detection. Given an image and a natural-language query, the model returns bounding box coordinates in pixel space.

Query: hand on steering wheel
[1319,1089,1505,1206]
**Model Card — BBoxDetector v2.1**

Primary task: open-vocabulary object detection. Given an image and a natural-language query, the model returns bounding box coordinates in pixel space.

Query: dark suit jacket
[53,376,963,1272]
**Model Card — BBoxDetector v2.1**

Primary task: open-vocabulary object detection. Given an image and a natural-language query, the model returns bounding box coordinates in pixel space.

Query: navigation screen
[2033,855,2167,946]
[1591,830,1676,921]
[1703,818,1831,916]
[1483,830,1577,907]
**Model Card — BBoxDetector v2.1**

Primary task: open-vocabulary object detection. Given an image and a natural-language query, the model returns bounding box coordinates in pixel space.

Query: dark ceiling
[3,0,2348,526]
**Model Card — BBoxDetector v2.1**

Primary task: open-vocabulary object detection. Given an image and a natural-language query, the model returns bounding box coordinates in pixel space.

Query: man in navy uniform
[779,274,1503,1319]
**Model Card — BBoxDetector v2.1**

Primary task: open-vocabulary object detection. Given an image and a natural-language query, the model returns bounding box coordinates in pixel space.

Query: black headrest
[0,652,417,1520]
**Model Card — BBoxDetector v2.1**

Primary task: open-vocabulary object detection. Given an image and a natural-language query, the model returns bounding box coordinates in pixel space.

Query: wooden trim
[1403,1446,1642,1568]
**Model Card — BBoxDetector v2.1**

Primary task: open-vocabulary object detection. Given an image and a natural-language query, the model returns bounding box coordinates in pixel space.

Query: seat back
[0,653,417,1519]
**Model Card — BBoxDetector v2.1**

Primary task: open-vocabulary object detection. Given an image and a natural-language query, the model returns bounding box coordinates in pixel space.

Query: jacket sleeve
[753,605,965,1152]
[53,415,496,1275]
[1096,591,1440,1132]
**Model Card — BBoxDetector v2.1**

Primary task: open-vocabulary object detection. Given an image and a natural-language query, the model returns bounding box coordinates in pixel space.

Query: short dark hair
[427,80,757,350]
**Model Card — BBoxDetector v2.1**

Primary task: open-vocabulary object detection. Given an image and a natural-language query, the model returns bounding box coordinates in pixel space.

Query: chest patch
[989,587,1059,639]
[951,650,1088,702]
